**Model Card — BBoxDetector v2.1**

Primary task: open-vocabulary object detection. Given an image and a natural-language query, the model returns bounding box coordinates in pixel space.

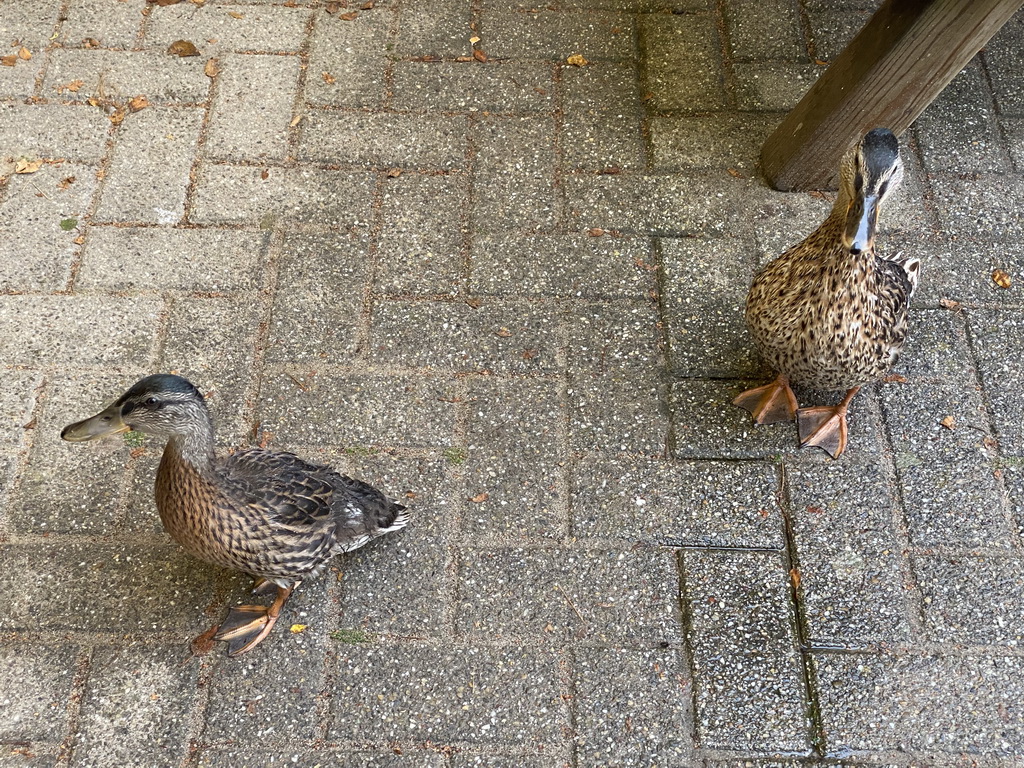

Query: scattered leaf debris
[495,327,512,337]
[128,95,150,112]
[167,39,200,57]
[473,48,488,62]
[938,297,961,311]
[108,106,128,125]
[204,57,220,77]
[58,175,76,189]
[321,71,336,84]
[566,53,588,67]
[789,568,801,590]
[59,218,78,231]
[149,0,183,5]
[1,55,17,67]
[289,624,308,634]
[939,415,956,430]
[386,167,401,178]
[361,0,375,8]
[727,167,744,178]
[469,492,489,503]
[325,1,342,13]
[15,157,43,174]
[881,373,908,383]
[228,10,244,19]
[18,47,32,60]
[289,114,303,127]
[992,268,1012,289]
[339,11,359,20]
[83,37,101,48]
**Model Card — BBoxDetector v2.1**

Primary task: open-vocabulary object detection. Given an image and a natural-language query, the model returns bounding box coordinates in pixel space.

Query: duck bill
[60,403,130,442]
[843,193,879,255]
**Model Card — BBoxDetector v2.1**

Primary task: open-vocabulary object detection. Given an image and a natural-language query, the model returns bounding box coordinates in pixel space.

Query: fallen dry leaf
[469,36,480,44]
[727,167,744,178]
[360,0,375,8]
[58,175,76,189]
[73,234,86,244]
[495,327,512,338]
[82,37,100,48]
[587,228,605,237]
[128,95,149,112]
[473,48,488,62]
[992,268,1012,289]
[289,114,303,127]
[149,0,183,5]
[790,568,801,590]
[939,297,961,311]
[469,492,489,503]
[204,57,220,77]
[18,47,31,60]
[386,167,401,178]
[566,53,588,67]
[325,1,342,12]
[108,106,128,125]
[940,415,956,430]
[167,39,200,57]
[339,11,359,20]
[15,158,43,174]
[65,79,84,92]
[522,348,538,360]
[260,169,270,180]
[190,624,218,655]
[228,10,244,19]
[1,55,16,67]
[321,71,336,84]
[881,373,908,383]
[289,624,308,634]
[455,55,474,62]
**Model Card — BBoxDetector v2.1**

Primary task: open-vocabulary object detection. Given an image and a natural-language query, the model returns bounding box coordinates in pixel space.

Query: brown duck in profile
[62,374,409,656]
[734,128,920,458]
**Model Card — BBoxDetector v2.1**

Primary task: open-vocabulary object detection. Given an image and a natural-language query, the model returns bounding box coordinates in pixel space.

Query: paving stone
[458,547,679,645]
[451,757,556,768]
[562,113,644,171]
[471,233,654,299]
[0,52,43,100]
[94,107,203,224]
[0,103,110,162]
[43,49,209,103]
[574,646,693,766]
[257,373,457,449]
[649,114,777,174]
[370,299,559,374]
[1001,117,1024,171]
[661,236,763,378]
[725,0,804,61]
[191,165,376,228]
[206,53,300,162]
[62,0,145,48]
[0,371,41,452]
[482,10,633,61]
[746,186,832,264]
[305,10,390,108]
[146,4,312,54]
[560,61,641,116]
[984,14,1024,116]
[639,14,725,112]
[807,9,872,62]
[683,549,811,752]
[914,62,1007,174]
[377,173,468,295]
[396,0,472,58]
[913,236,1024,305]
[568,373,670,455]
[572,455,784,548]
[967,308,1024,456]
[1004,461,1024,541]
[334,453,453,638]
[787,458,911,647]
[914,554,1024,646]
[0,750,57,768]
[72,645,197,768]
[391,61,554,113]
[565,300,661,374]
[461,377,565,539]
[813,652,1024,755]
[330,644,568,747]
[733,62,822,111]
[932,173,1024,241]
[0,645,76,742]
[0,161,97,293]
[0,0,61,49]
[265,230,369,364]
[0,542,218,634]
[198,753,445,768]
[0,295,161,367]
[300,111,468,170]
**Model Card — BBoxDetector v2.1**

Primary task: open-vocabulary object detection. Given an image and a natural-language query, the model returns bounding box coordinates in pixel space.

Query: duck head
[838,128,903,256]
[61,374,210,442]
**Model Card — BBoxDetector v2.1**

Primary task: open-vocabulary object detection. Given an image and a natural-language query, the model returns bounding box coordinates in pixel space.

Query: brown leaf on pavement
[939,415,956,430]
[339,11,358,20]
[469,492,489,503]
[167,39,200,57]
[938,297,961,311]
[108,106,128,125]
[149,0,183,5]
[992,268,1012,289]
[18,47,32,60]
[473,48,488,62]
[1,55,16,67]
[128,95,149,112]
[204,57,220,77]
[321,71,336,84]
[14,158,43,174]
[566,53,588,67]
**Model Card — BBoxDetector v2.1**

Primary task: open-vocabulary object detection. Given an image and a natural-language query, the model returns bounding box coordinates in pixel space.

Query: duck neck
[165,407,216,471]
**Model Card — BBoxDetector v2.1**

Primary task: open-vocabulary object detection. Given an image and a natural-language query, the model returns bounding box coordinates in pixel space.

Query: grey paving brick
[574,646,693,766]
[462,377,565,539]
[391,61,554,113]
[914,554,1024,646]
[0,103,110,162]
[72,645,197,768]
[199,754,444,768]
[0,749,57,768]
[726,0,804,61]
[396,0,472,58]
[649,114,777,174]
[639,14,724,112]
[0,371,41,452]
[94,107,203,224]
[0,295,160,367]
[1004,461,1024,540]
[335,453,452,638]
[560,61,640,116]
[451,757,556,768]
[565,300,661,374]
[932,172,1024,241]
[257,372,457,449]
[330,644,568,747]
[915,62,1007,174]
[984,15,1024,116]
[748,186,832,264]
[78,226,266,292]
[562,113,644,171]
[305,10,390,109]
[568,374,670,455]
[191,165,376,228]
[813,652,1024,755]
[265,230,368,364]
[482,10,634,61]
[0,542,218,634]
[0,0,62,49]
[683,549,811,752]
[914,237,1024,306]
[300,111,467,170]
[807,10,871,62]
[0,645,76,742]
[788,458,911,647]
[1003,117,1024,171]
[471,233,654,299]
[661,236,763,378]
[370,299,559,374]
[733,62,821,112]
[457,547,680,644]
[968,308,1024,456]
[0,52,43,100]
[146,4,312,54]
[572,455,784,548]
[43,49,209,103]
[206,53,300,162]
[377,172,467,295]
[0,162,97,293]
[62,0,145,48]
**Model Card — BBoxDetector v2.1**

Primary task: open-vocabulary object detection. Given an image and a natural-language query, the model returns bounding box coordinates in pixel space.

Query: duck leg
[797,386,860,459]
[214,584,295,657]
[733,374,799,425]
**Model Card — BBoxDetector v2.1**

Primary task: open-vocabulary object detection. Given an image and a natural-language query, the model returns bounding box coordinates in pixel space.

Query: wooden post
[761,0,1024,191]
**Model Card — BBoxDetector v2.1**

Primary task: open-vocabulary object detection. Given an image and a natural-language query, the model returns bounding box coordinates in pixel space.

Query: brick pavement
[1,0,1024,766]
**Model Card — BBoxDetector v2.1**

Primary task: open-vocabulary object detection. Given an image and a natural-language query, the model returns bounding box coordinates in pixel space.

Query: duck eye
[145,397,159,407]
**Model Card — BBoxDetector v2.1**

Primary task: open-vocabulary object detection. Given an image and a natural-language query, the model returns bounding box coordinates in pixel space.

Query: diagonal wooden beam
[761,0,1024,191]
